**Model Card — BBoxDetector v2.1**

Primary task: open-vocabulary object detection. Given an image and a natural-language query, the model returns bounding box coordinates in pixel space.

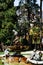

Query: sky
[36,0,43,10]
[14,0,20,6]
[14,0,43,10]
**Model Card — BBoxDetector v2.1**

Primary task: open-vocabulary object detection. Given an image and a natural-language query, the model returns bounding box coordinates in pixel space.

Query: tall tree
[0,0,17,45]
[18,0,40,28]
[40,0,42,44]
[18,0,40,47]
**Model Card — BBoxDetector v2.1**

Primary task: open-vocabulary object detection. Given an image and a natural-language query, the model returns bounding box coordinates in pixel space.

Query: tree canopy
[0,0,40,46]
[0,0,17,45]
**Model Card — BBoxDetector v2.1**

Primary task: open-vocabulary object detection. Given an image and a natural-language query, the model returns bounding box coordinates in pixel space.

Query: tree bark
[40,0,42,50]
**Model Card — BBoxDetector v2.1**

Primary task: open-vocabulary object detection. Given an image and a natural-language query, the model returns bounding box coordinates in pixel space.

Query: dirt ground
[5,57,33,65]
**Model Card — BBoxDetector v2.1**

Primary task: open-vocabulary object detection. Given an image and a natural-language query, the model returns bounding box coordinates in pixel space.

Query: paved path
[21,51,43,54]
[21,51,43,58]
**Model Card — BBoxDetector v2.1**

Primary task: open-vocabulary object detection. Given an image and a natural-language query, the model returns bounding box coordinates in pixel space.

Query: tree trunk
[40,0,42,21]
[40,0,42,50]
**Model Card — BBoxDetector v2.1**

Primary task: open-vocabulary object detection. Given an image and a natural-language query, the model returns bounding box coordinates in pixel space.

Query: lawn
[0,60,3,65]
[0,52,4,55]
[0,52,14,55]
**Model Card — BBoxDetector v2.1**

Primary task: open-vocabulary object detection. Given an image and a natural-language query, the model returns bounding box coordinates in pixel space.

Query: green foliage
[0,22,15,44]
[0,11,4,19]
[5,22,14,30]
[33,26,40,33]
[0,0,17,45]
[5,7,16,17]
[0,3,7,10]
[5,39,11,45]
[0,0,40,46]
[0,31,5,41]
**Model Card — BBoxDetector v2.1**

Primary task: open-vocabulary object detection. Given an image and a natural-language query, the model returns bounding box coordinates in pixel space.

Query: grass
[0,52,14,55]
[0,52,4,55]
[0,60,3,65]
